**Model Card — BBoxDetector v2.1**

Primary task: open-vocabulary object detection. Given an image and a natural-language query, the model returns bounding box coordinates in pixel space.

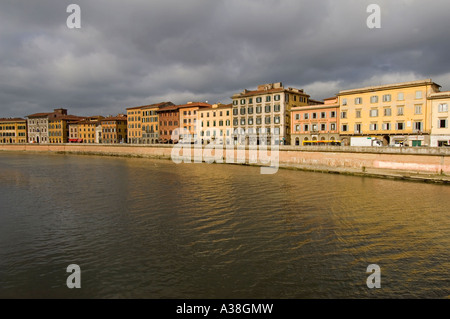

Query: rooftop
[126,101,174,111]
[338,79,441,96]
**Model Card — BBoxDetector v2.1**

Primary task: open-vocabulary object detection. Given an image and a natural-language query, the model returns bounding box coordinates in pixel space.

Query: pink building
[291,97,340,145]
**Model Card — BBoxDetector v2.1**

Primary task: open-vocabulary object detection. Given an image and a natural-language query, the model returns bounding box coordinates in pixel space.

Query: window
[304,124,309,131]
[265,117,271,124]
[356,110,361,118]
[416,91,423,99]
[312,113,317,119]
[256,97,262,103]
[274,95,280,101]
[233,108,238,116]
[382,94,391,102]
[274,116,280,124]
[397,106,404,116]
[248,118,254,125]
[240,99,246,105]
[256,106,262,114]
[341,124,348,132]
[342,98,347,106]
[256,117,262,125]
[355,97,362,105]
[370,109,378,117]
[384,108,392,116]
[233,118,238,126]
[330,123,336,131]
[438,103,448,112]
[295,125,300,132]
[240,118,246,125]
[274,127,280,135]
[320,123,327,131]
[396,122,404,130]
[397,92,404,101]
[295,114,300,120]
[370,123,378,131]
[382,123,391,131]
[266,96,271,102]
[341,111,347,119]
[415,105,422,115]
[439,119,448,128]
[274,104,281,112]
[304,113,309,120]
[320,112,326,119]
[240,108,246,115]
[265,105,271,113]
[371,96,379,103]
[414,122,423,131]
[248,107,253,114]
[248,98,253,104]
[355,124,362,134]
[330,111,336,118]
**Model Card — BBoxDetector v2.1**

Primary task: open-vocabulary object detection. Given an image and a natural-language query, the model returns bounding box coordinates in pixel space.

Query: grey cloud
[1,0,450,117]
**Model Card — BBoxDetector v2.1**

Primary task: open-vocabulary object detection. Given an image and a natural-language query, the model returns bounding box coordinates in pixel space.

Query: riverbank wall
[1,144,450,183]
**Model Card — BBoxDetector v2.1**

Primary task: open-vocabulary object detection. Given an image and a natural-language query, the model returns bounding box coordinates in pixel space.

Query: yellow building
[100,114,127,144]
[231,82,310,145]
[126,102,174,144]
[338,79,441,146]
[0,118,27,144]
[48,115,84,144]
[198,103,233,145]
[429,91,450,147]
[76,116,104,144]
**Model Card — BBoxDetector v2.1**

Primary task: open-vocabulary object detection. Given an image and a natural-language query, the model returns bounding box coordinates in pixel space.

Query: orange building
[291,97,340,145]
[178,102,212,142]
[100,114,127,144]
[48,115,85,144]
[157,105,181,143]
[126,102,174,144]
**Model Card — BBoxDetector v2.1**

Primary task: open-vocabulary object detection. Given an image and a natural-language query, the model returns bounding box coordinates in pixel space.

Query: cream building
[198,103,232,145]
[429,91,450,147]
[231,82,310,145]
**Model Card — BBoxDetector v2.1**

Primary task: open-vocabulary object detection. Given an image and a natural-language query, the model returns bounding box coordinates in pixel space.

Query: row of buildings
[1,79,450,147]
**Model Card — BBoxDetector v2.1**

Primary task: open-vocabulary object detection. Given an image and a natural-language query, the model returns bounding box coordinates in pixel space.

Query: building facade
[157,105,181,143]
[338,79,441,146]
[198,103,232,145]
[100,114,127,144]
[126,102,174,144]
[27,108,70,144]
[0,118,27,144]
[231,82,310,145]
[291,97,340,145]
[178,102,212,142]
[76,116,104,144]
[429,91,450,147]
[48,115,84,144]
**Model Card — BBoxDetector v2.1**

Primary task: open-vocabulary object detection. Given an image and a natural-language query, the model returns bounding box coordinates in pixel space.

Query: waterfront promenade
[1,144,449,184]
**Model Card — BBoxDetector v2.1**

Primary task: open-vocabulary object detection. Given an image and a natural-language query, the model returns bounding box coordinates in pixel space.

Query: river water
[0,152,449,298]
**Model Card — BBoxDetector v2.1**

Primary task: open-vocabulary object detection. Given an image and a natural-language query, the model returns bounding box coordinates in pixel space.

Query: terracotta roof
[339,79,441,96]
[49,115,85,121]
[27,112,53,118]
[234,88,286,97]
[156,105,180,112]
[100,115,127,122]
[176,102,212,108]
[126,101,174,111]
[0,118,26,122]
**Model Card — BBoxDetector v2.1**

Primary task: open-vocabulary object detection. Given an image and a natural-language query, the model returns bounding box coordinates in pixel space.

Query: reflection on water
[0,152,449,298]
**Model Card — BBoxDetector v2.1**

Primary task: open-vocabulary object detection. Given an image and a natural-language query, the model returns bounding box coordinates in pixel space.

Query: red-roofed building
[0,118,27,144]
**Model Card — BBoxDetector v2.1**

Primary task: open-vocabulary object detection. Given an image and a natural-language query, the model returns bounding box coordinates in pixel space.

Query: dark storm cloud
[1,0,450,117]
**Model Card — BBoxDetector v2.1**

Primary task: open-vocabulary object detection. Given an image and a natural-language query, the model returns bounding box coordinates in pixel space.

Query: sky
[1,0,450,117]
